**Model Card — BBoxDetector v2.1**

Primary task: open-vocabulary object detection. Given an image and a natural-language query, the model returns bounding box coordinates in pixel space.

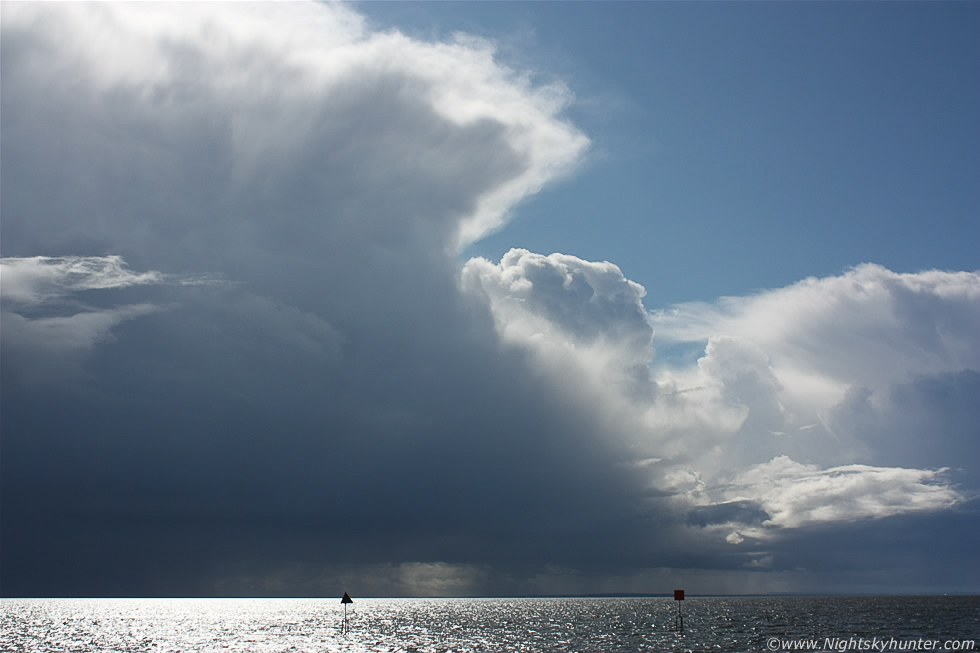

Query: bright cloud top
[1,1,587,261]
[462,248,654,385]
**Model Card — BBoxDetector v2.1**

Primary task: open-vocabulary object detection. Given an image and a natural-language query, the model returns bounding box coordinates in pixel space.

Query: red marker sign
[674,589,685,600]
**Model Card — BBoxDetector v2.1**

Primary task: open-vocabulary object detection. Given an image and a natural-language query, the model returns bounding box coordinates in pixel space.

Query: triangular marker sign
[342,592,353,604]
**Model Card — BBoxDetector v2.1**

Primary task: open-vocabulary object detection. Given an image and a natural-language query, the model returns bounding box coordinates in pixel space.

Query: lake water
[2,596,977,652]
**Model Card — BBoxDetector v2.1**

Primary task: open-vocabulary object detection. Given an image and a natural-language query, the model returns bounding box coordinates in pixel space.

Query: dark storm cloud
[0,1,646,597]
[2,2,977,598]
[1,274,654,595]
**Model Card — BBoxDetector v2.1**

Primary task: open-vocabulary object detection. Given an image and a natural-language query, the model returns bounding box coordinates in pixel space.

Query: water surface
[2,596,977,652]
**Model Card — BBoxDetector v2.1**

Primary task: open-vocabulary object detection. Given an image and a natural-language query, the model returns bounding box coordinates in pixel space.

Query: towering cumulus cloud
[2,2,977,597]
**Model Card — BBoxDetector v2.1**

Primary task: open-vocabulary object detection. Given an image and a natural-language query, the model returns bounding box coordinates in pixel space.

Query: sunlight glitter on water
[1,596,978,652]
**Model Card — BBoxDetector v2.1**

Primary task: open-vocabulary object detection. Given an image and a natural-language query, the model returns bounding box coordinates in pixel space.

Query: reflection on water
[2,596,977,652]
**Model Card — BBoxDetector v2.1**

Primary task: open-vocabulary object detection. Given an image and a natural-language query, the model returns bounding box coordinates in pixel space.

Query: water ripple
[1,596,977,653]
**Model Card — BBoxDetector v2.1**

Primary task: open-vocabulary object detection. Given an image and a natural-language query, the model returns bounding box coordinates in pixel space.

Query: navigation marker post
[674,589,684,633]
[341,592,353,634]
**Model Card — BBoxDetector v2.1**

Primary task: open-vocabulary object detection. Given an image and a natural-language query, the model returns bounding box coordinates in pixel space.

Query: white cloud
[461,248,654,394]
[637,265,979,486]
[1,1,587,264]
[0,256,166,306]
[651,263,980,392]
[724,456,960,532]
[463,252,974,539]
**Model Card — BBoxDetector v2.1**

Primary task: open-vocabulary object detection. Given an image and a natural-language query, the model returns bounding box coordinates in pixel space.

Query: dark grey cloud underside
[0,5,636,594]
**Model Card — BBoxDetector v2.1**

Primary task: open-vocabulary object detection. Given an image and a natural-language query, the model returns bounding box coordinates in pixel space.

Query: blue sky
[1,1,978,597]
[358,1,980,305]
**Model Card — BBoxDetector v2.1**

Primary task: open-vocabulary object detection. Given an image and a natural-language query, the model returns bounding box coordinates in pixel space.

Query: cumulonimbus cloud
[1,0,976,596]
[0,0,600,597]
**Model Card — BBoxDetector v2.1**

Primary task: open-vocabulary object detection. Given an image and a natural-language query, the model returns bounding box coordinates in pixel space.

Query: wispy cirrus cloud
[2,255,168,306]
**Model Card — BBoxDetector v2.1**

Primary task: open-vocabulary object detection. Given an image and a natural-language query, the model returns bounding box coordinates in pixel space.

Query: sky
[1,1,978,598]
